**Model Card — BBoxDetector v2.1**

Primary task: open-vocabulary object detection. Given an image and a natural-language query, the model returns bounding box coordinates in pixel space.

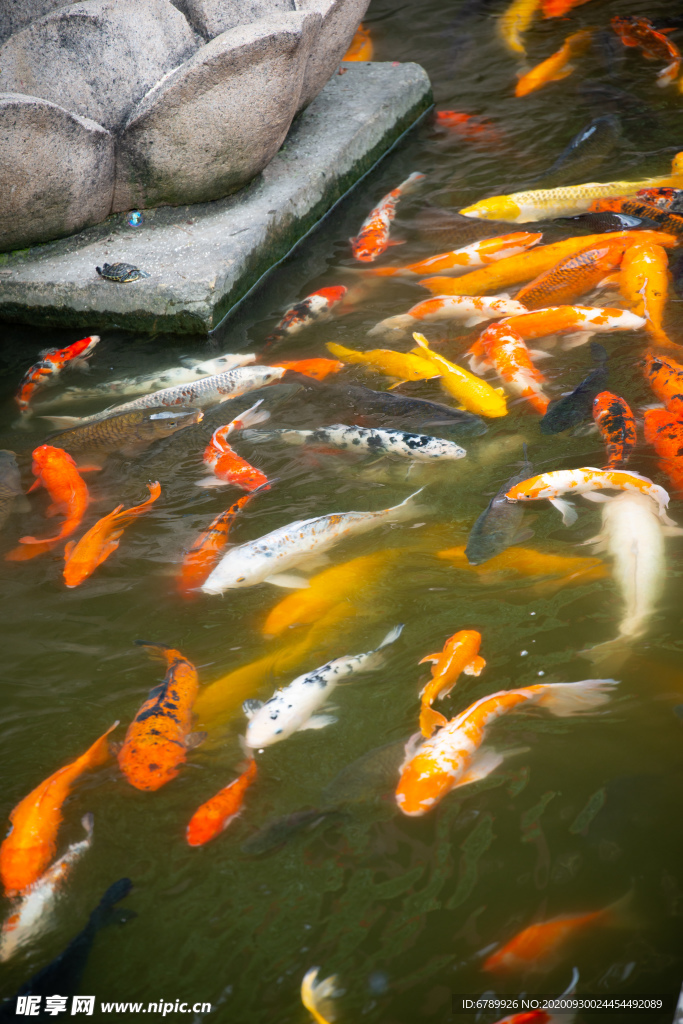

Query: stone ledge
[0,61,432,336]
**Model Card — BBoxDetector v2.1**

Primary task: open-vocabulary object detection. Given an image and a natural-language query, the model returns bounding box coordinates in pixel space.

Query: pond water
[2,0,683,1021]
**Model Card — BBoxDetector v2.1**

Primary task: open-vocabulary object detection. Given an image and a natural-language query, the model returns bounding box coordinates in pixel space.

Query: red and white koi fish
[506,467,674,526]
[473,323,550,414]
[396,680,617,816]
[351,172,425,262]
[197,400,271,491]
[366,233,542,278]
[499,304,646,349]
[369,294,528,339]
[15,336,100,416]
[262,287,348,350]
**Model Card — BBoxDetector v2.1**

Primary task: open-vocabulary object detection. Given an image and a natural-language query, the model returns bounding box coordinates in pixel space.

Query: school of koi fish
[3,0,683,1019]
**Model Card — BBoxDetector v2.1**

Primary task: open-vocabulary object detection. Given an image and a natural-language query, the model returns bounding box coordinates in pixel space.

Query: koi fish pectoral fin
[550,497,577,525]
[184,731,207,750]
[455,747,505,787]
[463,655,486,677]
[512,527,534,544]
[264,573,311,589]
[298,714,337,731]
[582,491,612,502]
[195,476,229,488]
[418,653,441,665]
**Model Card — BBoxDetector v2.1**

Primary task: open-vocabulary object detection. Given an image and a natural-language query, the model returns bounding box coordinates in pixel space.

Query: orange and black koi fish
[589,197,683,235]
[351,172,425,262]
[178,492,255,596]
[637,187,683,211]
[15,336,99,416]
[643,350,683,416]
[612,16,682,87]
[592,392,637,468]
[186,760,257,846]
[118,643,201,791]
[644,409,683,496]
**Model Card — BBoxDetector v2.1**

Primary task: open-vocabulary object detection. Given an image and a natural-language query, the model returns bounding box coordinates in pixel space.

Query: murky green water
[3,0,683,1020]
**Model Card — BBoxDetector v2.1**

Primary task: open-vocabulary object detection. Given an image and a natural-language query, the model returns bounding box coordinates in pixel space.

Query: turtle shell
[96,262,148,283]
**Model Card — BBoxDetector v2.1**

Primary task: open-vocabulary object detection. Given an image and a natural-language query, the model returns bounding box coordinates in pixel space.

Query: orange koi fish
[636,187,683,210]
[437,544,607,588]
[343,23,373,61]
[516,241,627,310]
[178,493,254,596]
[612,16,682,87]
[370,295,528,339]
[515,29,592,97]
[492,1012,569,1024]
[475,323,550,414]
[197,400,270,491]
[589,197,683,236]
[506,467,673,525]
[15,335,99,416]
[433,111,505,148]
[351,172,425,262]
[0,722,117,896]
[643,350,683,415]
[369,233,542,278]
[593,392,637,468]
[186,759,257,846]
[62,481,161,588]
[499,305,645,347]
[418,230,678,296]
[262,287,348,350]
[644,409,683,496]
[542,0,592,17]
[396,680,617,816]
[118,643,200,792]
[270,358,344,381]
[619,241,676,349]
[7,446,91,561]
[419,630,485,737]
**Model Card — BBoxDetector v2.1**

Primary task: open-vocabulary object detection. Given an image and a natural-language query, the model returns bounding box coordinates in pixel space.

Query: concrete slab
[0,61,432,335]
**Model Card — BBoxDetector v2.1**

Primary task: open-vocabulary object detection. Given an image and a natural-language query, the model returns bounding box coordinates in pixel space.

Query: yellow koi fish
[438,544,608,587]
[498,0,541,56]
[326,342,437,381]
[411,334,508,418]
[620,241,676,349]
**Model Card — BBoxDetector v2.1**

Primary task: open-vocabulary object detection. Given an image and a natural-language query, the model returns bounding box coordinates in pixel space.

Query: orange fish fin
[93,536,122,569]
[75,464,104,473]
[463,655,486,677]
[6,540,55,561]
[419,705,448,738]
[45,502,65,518]
[386,380,409,390]
[63,540,76,560]
[418,653,441,665]
[26,479,42,493]
[549,65,576,83]
[601,891,638,930]
[386,239,407,247]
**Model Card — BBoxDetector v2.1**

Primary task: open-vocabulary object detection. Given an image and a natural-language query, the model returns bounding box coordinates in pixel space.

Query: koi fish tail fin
[534,678,619,717]
[5,539,58,561]
[113,481,161,523]
[657,60,680,87]
[360,624,405,673]
[387,487,428,523]
[233,400,271,432]
[134,640,176,668]
[83,720,120,769]
[89,877,135,933]
[367,314,414,338]
[419,704,449,738]
[601,890,638,930]
[377,623,404,650]
[301,968,339,1024]
[397,171,427,195]
[578,636,634,674]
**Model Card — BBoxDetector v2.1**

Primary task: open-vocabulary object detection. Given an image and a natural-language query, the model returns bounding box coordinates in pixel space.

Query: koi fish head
[31,444,76,476]
[351,228,386,262]
[395,745,465,816]
[506,475,550,502]
[314,286,348,304]
[147,408,203,439]
[459,196,522,222]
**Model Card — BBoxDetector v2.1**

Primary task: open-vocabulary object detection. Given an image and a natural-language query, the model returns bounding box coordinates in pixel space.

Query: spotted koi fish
[419,630,485,738]
[593,392,637,468]
[499,305,646,348]
[636,187,683,210]
[15,336,99,416]
[369,294,528,339]
[612,16,682,87]
[178,493,255,596]
[262,287,348,350]
[473,323,550,414]
[351,172,425,262]
[196,400,271,492]
[644,409,683,495]
[186,760,257,846]
[396,680,617,816]
[250,424,467,462]
[643,351,683,416]
[589,197,683,236]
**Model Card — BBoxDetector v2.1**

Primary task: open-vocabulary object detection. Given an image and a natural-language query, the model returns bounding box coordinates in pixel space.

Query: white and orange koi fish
[500,305,646,348]
[369,295,528,339]
[367,232,542,278]
[474,323,550,414]
[351,172,426,262]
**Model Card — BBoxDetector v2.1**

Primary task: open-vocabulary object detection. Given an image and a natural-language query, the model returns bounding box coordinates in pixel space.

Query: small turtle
[96,262,149,283]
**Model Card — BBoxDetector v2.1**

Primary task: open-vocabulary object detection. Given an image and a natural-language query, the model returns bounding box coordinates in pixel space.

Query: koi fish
[516,241,628,310]
[619,241,676,349]
[249,424,467,462]
[636,187,683,211]
[411,334,508,418]
[500,305,646,348]
[366,233,542,278]
[117,643,201,791]
[244,625,403,747]
[612,16,682,87]
[178,493,255,596]
[533,115,621,191]
[542,0,592,16]
[475,324,550,414]
[369,295,528,339]
[498,0,540,56]
[515,30,593,97]
[419,230,678,296]
[201,489,425,594]
[396,680,618,816]
[325,342,437,381]
[63,481,161,588]
[458,154,683,222]
[343,22,373,61]
[44,407,203,464]
[262,287,348,350]
[32,353,257,410]
[351,172,425,262]
[196,400,271,491]
[589,197,683,236]
[242,808,341,855]
[419,630,485,738]
[643,351,683,416]
[186,760,257,847]
[465,453,534,566]
[15,336,99,416]
[438,544,607,587]
[433,111,505,148]
[7,446,90,560]
[492,1012,568,1024]
[262,549,404,636]
[0,815,93,963]
[0,451,24,532]
[301,968,338,1024]
[505,467,673,526]
[644,409,683,495]
[540,341,608,434]
[270,358,344,380]
[593,392,637,468]
[0,724,116,896]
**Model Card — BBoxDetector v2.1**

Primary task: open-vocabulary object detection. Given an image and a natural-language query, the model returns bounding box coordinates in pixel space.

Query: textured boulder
[294,0,369,109]
[169,0,295,40]
[0,0,198,132]
[0,93,114,251]
[0,0,71,45]
[113,12,320,212]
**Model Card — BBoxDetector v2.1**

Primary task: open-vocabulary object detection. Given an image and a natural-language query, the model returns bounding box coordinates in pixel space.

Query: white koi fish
[0,814,93,963]
[247,424,467,462]
[244,625,403,747]
[505,467,674,526]
[201,488,426,594]
[34,354,257,410]
[368,295,528,339]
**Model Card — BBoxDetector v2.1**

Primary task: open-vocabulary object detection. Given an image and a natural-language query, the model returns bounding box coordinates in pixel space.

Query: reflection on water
[2,0,683,1019]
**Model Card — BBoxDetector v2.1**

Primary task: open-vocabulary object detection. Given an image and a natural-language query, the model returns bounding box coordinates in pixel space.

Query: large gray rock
[294,0,369,109]
[112,12,320,212]
[0,0,198,132]
[0,93,114,251]
[169,0,295,40]
[0,0,71,45]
